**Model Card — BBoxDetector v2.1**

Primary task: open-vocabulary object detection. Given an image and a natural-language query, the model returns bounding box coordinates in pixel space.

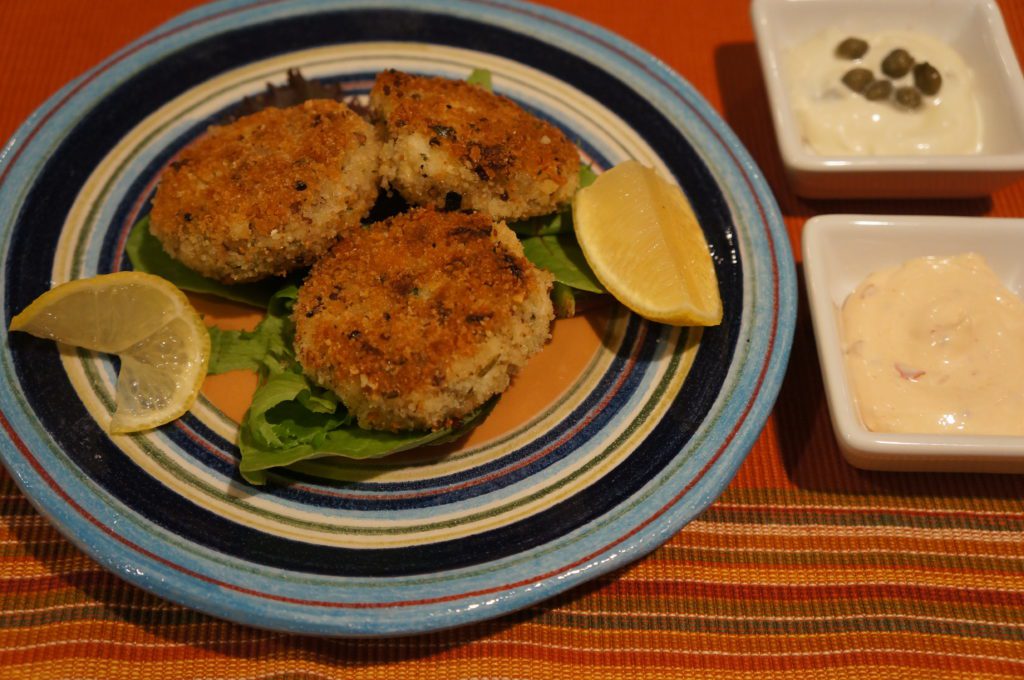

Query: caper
[841,67,874,93]
[835,37,869,60]
[894,86,922,109]
[913,62,942,95]
[881,48,915,78]
[864,79,893,101]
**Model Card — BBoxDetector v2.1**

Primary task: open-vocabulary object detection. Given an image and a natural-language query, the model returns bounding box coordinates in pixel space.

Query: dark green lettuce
[466,68,493,90]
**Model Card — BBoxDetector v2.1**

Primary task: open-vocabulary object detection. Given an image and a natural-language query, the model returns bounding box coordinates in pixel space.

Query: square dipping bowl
[803,214,1024,473]
[751,0,1024,198]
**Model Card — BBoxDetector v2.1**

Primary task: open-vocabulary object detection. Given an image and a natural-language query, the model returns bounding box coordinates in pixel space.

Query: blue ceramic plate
[0,0,795,636]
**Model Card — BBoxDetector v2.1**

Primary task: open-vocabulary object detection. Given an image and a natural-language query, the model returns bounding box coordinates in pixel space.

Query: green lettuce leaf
[578,163,598,188]
[466,68,493,91]
[208,322,285,375]
[239,396,494,485]
[207,287,295,375]
[509,210,573,238]
[520,234,604,294]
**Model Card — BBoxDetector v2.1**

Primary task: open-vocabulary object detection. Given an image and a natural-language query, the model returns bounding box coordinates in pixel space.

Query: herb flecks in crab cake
[149,99,381,284]
[369,69,580,221]
[293,207,555,432]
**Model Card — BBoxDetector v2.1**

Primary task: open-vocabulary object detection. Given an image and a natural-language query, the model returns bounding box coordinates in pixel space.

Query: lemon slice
[572,160,723,326]
[9,271,210,433]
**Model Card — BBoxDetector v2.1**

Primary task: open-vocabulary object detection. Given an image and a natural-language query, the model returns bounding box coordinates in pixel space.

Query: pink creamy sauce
[841,253,1024,435]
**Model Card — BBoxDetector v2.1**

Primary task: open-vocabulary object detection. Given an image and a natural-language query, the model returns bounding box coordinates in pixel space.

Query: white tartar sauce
[786,29,983,155]
[841,253,1024,436]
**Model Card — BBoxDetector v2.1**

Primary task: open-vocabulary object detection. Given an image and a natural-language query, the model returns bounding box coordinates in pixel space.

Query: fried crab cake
[369,70,580,221]
[293,207,555,432]
[149,99,381,284]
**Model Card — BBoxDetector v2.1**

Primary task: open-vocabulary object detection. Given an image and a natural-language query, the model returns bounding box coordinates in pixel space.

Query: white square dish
[802,214,1024,473]
[751,0,1024,198]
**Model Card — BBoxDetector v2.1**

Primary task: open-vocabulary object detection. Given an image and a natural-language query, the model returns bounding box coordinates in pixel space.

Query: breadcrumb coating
[369,70,580,221]
[293,207,554,432]
[149,99,381,284]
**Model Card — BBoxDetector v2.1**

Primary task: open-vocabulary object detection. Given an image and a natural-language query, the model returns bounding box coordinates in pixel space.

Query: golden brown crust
[149,99,380,284]
[369,70,579,220]
[293,207,553,431]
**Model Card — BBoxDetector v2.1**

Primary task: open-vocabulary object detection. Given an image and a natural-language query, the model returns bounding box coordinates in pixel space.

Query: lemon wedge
[572,160,723,326]
[9,271,210,433]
